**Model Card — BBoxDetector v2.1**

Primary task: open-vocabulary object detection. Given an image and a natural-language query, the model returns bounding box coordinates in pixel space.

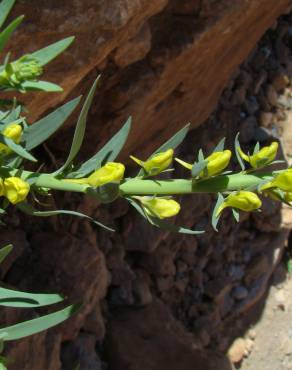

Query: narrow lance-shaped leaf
[234,132,245,171]
[0,15,24,53]
[0,0,16,29]
[212,137,225,153]
[24,96,81,150]
[212,193,225,232]
[0,135,37,162]
[0,286,64,308]
[17,202,115,232]
[197,149,204,162]
[232,208,240,222]
[1,105,21,123]
[0,244,12,264]
[138,123,190,176]
[191,160,208,178]
[0,304,80,341]
[54,76,100,175]
[20,80,63,92]
[68,117,131,178]
[31,36,75,66]
[253,142,260,155]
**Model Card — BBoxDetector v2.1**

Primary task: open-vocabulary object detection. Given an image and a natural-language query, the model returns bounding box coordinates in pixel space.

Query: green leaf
[148,215,205,235]
[31,36,75,66]
[198,149,204,162]
[24,96,81,150]
[68,117,131,178]
[86,182,120,204]
[0,303,80,341]
[232,208,240,222]
[21,80,63,92]
[0,244,12,264]
[234,132,245,171]
[287,260,292,275]
[191,160,207,178]
[138,123,190,176]
[253,142,260,155]
[54,76,100,175]
[17,202,114,232]
[127,197,203,235]
[212,137,225,153]
[1,105,21,123]
[0,286,64,308]
[0,15,24,53]
[154,123,190,154]
[0,0,16,29]
[0,135,37,162]
[212,193,224,231]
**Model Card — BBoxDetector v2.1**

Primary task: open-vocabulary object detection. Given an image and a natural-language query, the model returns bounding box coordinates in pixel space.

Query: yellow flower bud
[237,141,278,169]
[0,178,4,197]
[4,177,30,204]
[0,55,42,88]
[140,197,181,219]
[205,150,232,177]
[130,149,173,176]
[284,192,292,203]
[87,162,125,187]
[261,169,292,192]
[175,150,231,178]
[216,191,262,216]
[0,123,23,155]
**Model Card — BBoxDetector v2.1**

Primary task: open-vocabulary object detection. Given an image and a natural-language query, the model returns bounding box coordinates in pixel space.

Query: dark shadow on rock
[105,298,233,370]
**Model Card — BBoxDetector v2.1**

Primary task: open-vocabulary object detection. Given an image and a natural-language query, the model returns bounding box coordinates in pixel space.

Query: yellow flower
[0,123,23,155]
[87,162,125,187]
[4,177,30,204]
[284,192,292,203]
[237,141,278,169]
[261,169,292,192]
[130,149,173,176]
[140,197,181,219]
[0,178,4,197]
[216,191,262,216]
[175,150,231,178]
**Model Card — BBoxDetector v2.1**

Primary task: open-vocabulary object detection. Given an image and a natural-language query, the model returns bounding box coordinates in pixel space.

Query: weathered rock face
[105,299,233,370]
[7,0,292,159]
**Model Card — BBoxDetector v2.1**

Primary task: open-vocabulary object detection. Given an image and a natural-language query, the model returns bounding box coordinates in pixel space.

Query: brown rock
[7,232,109,341]
[266,84,279,107]
[244,255,269,286]
[133,269,153,305]
[141,244,176,276]
[113,23,152,68]
[259,111,274,127]
[61,333,102,370]
[105,299,233,370]
[271,73,289,92]
[6,332,61,370]
[0,229,28,278]
[7,0,291,159]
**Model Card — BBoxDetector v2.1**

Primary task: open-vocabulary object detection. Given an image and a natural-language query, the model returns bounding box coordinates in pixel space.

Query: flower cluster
[0,55,42,91]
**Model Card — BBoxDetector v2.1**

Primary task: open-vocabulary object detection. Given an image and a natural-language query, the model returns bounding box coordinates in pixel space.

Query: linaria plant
[0,0,291,368]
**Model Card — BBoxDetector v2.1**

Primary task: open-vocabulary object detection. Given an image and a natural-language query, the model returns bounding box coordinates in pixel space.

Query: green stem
[119,173,273,195]
[5,168,274,196]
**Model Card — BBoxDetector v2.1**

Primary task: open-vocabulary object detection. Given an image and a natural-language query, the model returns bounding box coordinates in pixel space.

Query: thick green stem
[119,173,272,195]
[5,168,273,196]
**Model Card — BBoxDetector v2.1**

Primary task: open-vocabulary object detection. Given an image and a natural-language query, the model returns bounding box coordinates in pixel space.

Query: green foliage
[54,76,100,175]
